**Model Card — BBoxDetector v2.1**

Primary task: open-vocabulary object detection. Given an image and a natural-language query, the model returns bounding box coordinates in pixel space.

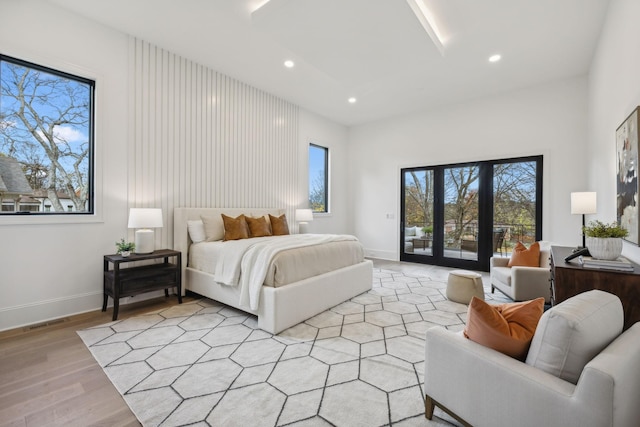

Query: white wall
[0,0,129,330]
[128,39,300,246]
[588,0,640,263]
[299,110,350,234]
[0,1,346,331]
[348,77,589,260]
[4,0,631,332]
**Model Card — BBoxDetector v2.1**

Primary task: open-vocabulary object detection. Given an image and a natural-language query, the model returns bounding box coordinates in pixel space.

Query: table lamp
[128,208,163,254]
[570,192,596,248]
[296,208,314,234]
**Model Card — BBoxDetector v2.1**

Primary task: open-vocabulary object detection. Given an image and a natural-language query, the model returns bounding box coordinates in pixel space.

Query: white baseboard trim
[364,248,397,261]
[0,289,172,332]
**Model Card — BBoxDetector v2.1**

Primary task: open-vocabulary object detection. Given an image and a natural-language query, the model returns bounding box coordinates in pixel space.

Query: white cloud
[52,125,86,143]
[36,125,86,144]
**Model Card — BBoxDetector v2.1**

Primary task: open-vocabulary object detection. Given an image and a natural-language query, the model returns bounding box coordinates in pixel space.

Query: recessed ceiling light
[348,97,357,104]
[489,54,501,63]
[284,60,294,68]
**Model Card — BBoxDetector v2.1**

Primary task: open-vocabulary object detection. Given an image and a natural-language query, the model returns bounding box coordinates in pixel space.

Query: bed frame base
[186,260,373,334]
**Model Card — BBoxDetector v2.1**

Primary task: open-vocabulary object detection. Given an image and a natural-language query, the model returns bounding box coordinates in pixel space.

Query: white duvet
[190,234,358,310]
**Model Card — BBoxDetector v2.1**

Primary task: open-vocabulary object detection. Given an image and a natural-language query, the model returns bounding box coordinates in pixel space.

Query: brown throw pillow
[221,214,249,241]
[508,241,540,267]
[269,214,290,236]
[246,216,272,238]
[464,296,545,360]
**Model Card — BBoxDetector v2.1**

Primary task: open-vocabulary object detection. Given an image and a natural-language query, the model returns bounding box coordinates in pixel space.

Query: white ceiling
[49,0,610,126]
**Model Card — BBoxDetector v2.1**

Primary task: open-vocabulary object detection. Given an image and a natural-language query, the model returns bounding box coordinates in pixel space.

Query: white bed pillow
[201,215,225,241]
[187,220,207,243]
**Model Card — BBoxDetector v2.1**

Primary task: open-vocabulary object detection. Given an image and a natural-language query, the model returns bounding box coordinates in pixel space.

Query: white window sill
[0,213,103,226]
[312,212,332,219]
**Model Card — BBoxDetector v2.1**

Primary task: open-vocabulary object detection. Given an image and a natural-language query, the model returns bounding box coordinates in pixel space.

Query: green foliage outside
[404,161,538,249]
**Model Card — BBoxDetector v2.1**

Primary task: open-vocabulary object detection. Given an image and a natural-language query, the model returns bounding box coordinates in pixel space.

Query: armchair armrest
[582,323,640,427]
[490,257,509,268]
[511,266,551,302]
[424,326,611,427]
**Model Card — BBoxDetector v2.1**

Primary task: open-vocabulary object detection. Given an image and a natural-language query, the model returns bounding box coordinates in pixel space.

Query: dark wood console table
[550,245,640,330]
[103,249,182,320]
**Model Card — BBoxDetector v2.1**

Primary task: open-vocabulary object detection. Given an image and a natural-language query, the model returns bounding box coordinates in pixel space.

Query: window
[0,54,95,215]
[309,143,328,213]
[401,156,542,271]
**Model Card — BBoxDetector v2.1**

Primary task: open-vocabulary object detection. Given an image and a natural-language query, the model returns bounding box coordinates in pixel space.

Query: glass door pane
[493,161,538,257]
[443,165,479,261]
[403,169,434,257]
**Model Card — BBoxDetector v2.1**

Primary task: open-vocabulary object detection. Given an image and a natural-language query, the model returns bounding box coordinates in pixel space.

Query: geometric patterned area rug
[78,268,503,427]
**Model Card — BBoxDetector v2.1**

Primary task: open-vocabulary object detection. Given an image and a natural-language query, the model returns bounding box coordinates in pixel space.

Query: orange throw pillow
[246,216,272,238]
[464,297,545,360]
[508,241,540,267]
[269,214,290,236]
[221,214,250,241]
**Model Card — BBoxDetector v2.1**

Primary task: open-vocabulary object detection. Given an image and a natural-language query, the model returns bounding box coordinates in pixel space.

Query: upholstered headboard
[173,207,286,288]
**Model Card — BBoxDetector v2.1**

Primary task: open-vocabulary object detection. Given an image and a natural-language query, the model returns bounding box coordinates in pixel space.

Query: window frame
[309,143,329,214]
[0,52,101,224]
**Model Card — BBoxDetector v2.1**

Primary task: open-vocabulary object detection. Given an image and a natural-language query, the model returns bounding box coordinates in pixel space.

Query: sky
[309,144,326,187]
[1,58,91,176]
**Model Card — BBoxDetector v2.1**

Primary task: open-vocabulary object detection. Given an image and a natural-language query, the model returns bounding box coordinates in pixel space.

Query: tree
[0,60,91,212]
[309,170,326,212]
[444,166,479,245]
[493,161,537,241]
[404,170,433,227]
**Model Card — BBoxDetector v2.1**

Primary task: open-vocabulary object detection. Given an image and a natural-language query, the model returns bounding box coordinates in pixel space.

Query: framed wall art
[616,106,640,245]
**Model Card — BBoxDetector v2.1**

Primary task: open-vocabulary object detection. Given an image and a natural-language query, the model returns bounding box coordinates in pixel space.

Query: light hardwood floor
[0,294,196,427]
[0,259,483,426]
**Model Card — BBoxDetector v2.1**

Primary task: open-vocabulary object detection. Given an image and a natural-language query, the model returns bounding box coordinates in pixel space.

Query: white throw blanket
[213,234,358,310]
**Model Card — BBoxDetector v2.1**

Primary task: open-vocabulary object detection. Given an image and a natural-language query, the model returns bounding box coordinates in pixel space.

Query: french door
[400,156,542,271]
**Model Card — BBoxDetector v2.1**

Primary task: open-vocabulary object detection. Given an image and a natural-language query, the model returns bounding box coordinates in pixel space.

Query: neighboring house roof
[0,157,33,195]
[31,189,73,199]
[17,195,40,204]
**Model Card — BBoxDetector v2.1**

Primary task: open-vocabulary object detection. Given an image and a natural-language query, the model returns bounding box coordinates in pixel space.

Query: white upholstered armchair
[423,290,640,427]
[490,245,551,303]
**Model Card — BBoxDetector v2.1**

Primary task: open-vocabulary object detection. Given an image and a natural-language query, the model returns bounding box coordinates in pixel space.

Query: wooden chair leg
[425,395,473,427]
[425,394,435,420]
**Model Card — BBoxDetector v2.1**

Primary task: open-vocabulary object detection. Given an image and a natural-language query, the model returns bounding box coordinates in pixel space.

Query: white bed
[173,207,373,334]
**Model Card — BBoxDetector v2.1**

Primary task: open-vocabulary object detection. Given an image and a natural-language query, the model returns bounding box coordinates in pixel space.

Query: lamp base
[299,222,310,234]
[134,229,155,254]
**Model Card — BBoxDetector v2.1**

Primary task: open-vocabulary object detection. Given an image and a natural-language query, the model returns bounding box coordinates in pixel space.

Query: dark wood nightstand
[103,249,182,320]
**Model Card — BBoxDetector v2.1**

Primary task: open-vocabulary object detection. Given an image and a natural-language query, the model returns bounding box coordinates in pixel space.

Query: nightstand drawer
[119,271,178,292]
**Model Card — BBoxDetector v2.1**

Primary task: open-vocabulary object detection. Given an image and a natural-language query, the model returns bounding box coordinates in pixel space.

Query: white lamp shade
[296,208,314,223]
[128,208,164,228]
[570,192,597,215]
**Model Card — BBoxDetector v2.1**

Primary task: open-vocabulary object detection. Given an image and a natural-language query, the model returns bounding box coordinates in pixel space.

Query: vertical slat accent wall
[128,38,299,249]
